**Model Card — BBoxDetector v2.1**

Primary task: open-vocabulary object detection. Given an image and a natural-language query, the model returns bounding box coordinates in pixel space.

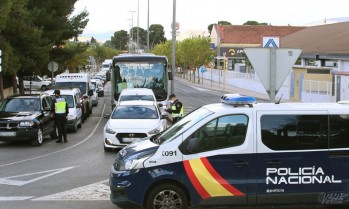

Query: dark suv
[0,94,57,146]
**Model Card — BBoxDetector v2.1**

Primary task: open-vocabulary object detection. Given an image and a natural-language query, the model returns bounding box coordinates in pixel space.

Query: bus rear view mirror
[168,72,173,80]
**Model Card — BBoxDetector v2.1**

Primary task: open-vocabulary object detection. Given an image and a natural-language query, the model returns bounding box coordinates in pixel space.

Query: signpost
[244,48,302,102]
[47,61,58,84]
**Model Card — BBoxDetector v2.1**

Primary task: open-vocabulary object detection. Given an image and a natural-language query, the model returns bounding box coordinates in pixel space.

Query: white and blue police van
[109,94,349,209]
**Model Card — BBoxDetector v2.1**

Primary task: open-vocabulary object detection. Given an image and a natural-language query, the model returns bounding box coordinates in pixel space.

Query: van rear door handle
[234,161,248,167]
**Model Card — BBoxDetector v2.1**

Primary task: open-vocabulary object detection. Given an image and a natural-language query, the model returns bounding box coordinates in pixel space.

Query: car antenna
[275,94,283,104]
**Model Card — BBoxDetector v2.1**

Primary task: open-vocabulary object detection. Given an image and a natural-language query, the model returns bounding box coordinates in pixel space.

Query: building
[210,24,306,70]
[281,22,349,102]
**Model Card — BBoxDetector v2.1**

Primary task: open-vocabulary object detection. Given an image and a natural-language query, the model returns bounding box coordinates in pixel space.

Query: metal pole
[171,0,176,94]
[147,0,150,52]
[137,0,139,52]
[270,48,276,102]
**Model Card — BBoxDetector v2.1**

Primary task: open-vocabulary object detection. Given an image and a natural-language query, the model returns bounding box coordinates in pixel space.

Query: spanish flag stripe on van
[183,160,211,199]
[184,158,245,199]
[201,157,245,196]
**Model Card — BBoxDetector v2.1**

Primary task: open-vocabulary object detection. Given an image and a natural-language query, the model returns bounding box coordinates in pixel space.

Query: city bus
[111,54,172,109]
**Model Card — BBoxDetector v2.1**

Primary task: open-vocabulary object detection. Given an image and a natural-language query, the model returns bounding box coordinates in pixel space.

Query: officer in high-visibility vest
[51,89,69,143]
[165,94,184,124]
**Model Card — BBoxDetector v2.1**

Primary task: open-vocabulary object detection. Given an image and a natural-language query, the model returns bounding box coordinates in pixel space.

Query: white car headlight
[105,126,116,134]
[148,126,163,135]
[67,115,74,120]
[19,121,35,127]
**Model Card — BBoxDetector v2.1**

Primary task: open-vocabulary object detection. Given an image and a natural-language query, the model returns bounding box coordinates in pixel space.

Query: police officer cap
[169,94,176,99]
[54,89,60,95]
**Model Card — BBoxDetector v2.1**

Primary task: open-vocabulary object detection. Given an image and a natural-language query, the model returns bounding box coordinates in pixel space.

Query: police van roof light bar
[220,94,257,107]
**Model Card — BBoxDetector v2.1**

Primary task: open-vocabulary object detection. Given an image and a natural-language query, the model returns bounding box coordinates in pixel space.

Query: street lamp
[171,0,176,94]
[147,0,150,52]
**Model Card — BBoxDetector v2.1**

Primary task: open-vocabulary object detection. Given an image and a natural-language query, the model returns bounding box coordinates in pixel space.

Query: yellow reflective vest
[55,98,67,114]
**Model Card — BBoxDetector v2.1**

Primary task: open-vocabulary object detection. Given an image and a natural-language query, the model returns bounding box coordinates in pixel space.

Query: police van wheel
[145,184,188,209]
[31,128,43,146]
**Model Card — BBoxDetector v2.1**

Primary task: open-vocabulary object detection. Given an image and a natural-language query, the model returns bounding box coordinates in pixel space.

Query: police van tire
[31,128,43,146]
[145,183,188,209]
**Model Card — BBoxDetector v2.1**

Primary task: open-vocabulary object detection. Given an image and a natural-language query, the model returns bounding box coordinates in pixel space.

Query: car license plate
[0,132,16,137]
[122,138,139,143]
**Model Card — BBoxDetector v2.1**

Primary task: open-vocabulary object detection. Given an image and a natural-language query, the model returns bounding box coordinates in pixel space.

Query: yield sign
[0,166,76,186]
[244,48,302,93]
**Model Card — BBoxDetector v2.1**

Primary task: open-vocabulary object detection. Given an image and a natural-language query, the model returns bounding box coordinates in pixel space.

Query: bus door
[256,111,329,204]
[181,112,255,206]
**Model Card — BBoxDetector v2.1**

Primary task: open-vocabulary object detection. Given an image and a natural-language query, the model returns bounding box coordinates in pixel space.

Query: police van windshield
[154,108,213,145]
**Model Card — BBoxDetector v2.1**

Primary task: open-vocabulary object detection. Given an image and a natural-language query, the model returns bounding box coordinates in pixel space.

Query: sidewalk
[174,75,271,102]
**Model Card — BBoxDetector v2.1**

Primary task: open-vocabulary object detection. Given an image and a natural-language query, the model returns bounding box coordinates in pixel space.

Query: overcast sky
[74,0,349,40]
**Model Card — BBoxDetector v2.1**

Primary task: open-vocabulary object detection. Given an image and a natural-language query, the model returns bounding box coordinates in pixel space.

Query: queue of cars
[0,72,105,146]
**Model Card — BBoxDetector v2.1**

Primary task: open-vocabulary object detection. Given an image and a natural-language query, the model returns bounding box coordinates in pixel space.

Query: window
[329,115,349,149]
[261,115,328,150]
[181,115,248,154]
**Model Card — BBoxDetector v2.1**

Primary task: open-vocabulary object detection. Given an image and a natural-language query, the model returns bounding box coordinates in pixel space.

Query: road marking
[0,196,35,201]
[0,166,76,186]
[32,179,110,201]
[0,104,106,168]
[191,86,211,92]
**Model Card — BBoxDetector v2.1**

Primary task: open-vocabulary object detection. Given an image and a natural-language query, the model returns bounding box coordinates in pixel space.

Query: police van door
[256,110,329,204]
[181,111,255,206]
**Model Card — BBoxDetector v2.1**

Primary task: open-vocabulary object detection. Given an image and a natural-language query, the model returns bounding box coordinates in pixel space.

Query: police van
[109,94,349,209]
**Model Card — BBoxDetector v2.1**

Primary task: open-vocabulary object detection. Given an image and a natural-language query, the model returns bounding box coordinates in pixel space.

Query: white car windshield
[111,105,158,119]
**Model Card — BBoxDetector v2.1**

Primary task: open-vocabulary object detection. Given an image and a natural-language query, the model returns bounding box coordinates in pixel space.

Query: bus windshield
[114,61,167,101]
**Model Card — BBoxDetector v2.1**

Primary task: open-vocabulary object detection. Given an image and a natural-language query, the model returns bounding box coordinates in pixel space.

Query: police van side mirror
[185,137,200,154]
[114,93,120,101]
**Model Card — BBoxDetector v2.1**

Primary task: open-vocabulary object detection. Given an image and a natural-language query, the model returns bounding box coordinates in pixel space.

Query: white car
[23,76,52,91]
[45,88,83,132]
[90,83,98,106]
[91,79,104,97]
[103,100,168,152]
[118,88,156,102]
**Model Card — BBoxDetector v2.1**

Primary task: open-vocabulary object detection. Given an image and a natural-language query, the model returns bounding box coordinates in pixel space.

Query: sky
[73,0,349,42]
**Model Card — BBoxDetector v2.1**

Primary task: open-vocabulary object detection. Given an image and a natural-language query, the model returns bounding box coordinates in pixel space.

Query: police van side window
[261,115,328,150]
[181,114,248,154]
[329,115,349,149]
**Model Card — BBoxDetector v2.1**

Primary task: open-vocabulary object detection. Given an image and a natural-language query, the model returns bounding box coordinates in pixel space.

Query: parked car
[45,88,83,132]
[0,94,57,146]
[23,76,52,91]
[103,100,168,152]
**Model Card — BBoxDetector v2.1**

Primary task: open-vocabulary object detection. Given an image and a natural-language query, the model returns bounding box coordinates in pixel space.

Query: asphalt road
[0,78,335,209]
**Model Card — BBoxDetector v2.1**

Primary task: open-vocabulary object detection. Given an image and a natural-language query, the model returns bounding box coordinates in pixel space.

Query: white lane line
[191,86,211,92]
[0,166,76,186]
[32,179,110,201]
[0,104,106,168]
[0,196,35,201]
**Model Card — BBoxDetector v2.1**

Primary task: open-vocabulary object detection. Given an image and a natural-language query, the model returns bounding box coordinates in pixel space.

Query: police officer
[165,94,184,124]
[51,89,69,143]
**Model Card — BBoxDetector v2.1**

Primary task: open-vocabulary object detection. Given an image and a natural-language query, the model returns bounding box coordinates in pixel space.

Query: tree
[243,20,268,25]
[149,24,167,49]
[111,30,128,50]
[90,37,97,44]
[208,21,232,34]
